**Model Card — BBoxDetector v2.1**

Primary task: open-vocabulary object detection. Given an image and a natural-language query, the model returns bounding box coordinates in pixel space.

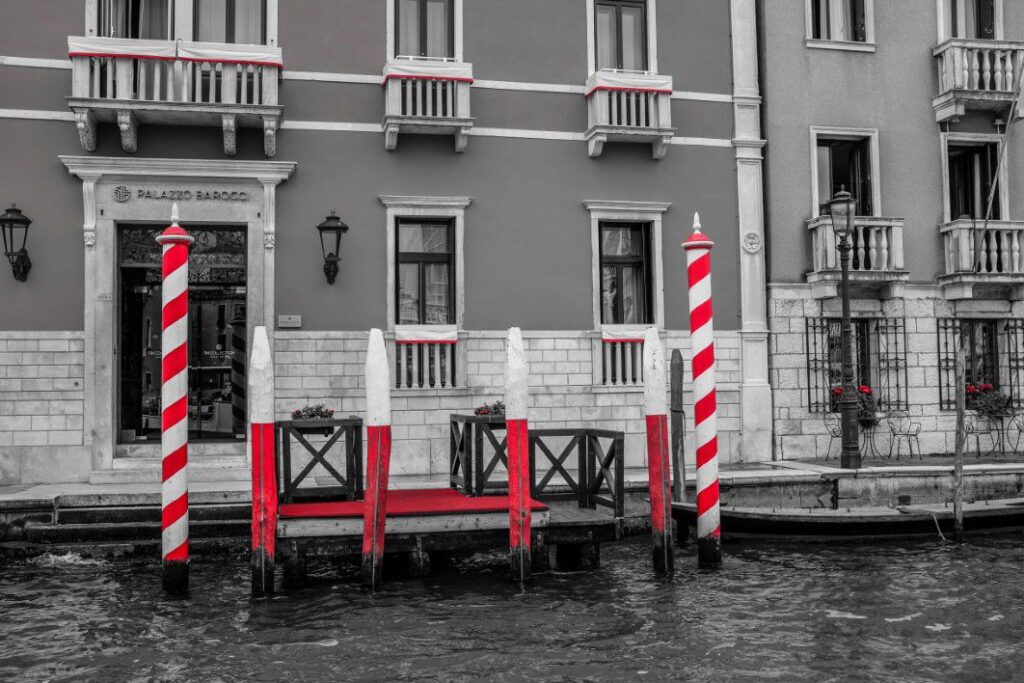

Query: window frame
[387,0,464,62]
[940,132,1009,224]
[394,0,456,60]
[584,200,669,331]
[192,0,267,44]
[937,0,1003,41]
[804,0,876,52]
[809,126,882,219]
[598,222,653,326]
[586,0,658,75]
[84,0,278,45]
[380,195,471,332]
[394,218,456,326]
[594,0,649,72]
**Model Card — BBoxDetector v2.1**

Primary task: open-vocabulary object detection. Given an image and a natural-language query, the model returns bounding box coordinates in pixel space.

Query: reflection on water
[2,536,1023,682]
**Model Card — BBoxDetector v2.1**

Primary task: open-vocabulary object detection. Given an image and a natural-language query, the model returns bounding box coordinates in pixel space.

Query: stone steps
[89,456,250,485]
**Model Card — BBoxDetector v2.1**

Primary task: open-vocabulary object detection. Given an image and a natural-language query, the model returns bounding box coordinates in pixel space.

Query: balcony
[67,36,282,156]
[382,61,474,152]
[805,215,908,299]
[932,39,1024,123]
[585,70,675,159]
[940,218,1024,299]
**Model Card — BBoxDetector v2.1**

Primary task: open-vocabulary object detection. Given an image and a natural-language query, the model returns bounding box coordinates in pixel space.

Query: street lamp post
[829,189,862,470]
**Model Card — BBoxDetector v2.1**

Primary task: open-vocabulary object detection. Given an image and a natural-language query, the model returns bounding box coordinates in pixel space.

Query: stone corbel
[587,133,606,158]
[75,110,97,152]
[454,128,469,153]
[384,122,399,151]
[222,114,237,156]
[651,136,671,160]
[117,111,137,153]
[263,117,278,157]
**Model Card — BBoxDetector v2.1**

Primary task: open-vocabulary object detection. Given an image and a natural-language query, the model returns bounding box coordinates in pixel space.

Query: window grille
[938,318,1024,410]
[805,317,907,413]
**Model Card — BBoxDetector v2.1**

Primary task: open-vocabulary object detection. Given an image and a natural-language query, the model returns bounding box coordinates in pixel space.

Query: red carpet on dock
[278,487,548,519]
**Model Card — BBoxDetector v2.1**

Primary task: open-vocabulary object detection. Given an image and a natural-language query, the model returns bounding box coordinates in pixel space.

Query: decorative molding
[58,156,297,182]
[379,195,473,210]
[222,114,237,156]
[74,110,96,151]
[264,234,276,250]
[582,200,672,215]
[742,232,762,254]
[263,117,278,157]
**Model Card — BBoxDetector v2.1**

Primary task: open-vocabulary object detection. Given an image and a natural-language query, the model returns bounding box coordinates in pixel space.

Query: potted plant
[968,383,1013,420]
[291,403,336,436]
[830,385,880,427]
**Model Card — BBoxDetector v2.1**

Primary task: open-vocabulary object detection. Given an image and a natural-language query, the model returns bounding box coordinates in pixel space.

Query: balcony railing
[382,60,474,152]
[940,219,1024,299]
[585,70,675,159]
[67,36,282,155]
[933,38,1024,122]
[805,215,908,298]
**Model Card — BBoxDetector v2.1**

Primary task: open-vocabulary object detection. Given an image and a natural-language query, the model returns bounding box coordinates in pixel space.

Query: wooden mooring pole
[249,326,277,597]
[362,328,393,589]
[157,205,193,595]
[670,349,685,505]
[505,327,532,584]
[954,345,966,543]
[644,328,674,574]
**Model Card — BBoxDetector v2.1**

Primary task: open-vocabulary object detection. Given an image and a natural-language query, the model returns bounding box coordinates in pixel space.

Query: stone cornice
[59,156,297,183]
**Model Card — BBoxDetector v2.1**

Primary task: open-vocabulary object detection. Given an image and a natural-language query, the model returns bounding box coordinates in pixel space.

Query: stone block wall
[769,284,1024,460]
[0,331,88,485]
[274,329,745,477]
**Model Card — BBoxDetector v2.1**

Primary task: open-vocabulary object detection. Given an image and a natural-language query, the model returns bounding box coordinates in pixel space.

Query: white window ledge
[805,39,877,53]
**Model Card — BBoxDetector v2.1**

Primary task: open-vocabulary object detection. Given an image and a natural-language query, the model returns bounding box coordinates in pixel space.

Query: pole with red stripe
[362,328,392,589]
[643,327,673,573]
[249,325,277,597]
[683,212,722,569]
[158,204,194,594]
[505,327,532,584]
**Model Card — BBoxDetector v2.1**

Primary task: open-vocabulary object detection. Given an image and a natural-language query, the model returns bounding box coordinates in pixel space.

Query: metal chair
[965,411,996,458]
[1010,413,1024,456]
[886,410,921,460]
[823,413,842,460]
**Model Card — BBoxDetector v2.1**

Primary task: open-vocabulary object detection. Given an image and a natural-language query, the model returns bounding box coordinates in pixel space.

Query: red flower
[980,383,994,392]
[858,385,872,395]
[966,384,978,394]
[831,387,844,396]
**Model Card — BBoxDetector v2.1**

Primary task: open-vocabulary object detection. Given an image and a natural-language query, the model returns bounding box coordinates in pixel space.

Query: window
[396,0,454,59]
[942,0,996,39]
[595,0,648,71]
[194,0,266,44]
[938,318,1024,410]
[396,219,454,325]
[806,317,908,413]
[948,142,1001,221]
[810,0,867,42]
[599,223,651,325]
[816,138,873,216]
[99,0,174,39]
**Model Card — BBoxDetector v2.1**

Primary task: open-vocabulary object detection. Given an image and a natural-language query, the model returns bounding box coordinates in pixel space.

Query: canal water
[2,536,1023,682]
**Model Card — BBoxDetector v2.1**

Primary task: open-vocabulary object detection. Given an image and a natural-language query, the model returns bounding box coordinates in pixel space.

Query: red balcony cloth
[278,487,547,519]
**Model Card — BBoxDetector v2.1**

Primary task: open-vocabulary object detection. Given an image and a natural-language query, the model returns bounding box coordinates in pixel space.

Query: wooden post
[249,326,277,597]
[157,204,193,595]
[954,345,966,543]
[643,328,674,574]
[362,328,393,589]
[505,327,532,584]
[683,212,722,569]
[670,348,686,504]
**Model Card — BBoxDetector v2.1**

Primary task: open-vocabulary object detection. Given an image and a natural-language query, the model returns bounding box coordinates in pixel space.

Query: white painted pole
[505,327,532,583]
[643,327,673,573]
[249,325,277,597]
[362,328,393,589]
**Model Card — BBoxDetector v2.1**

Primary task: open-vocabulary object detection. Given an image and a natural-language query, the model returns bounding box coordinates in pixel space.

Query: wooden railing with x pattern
[277,418,363,504]
[449,415,625,517]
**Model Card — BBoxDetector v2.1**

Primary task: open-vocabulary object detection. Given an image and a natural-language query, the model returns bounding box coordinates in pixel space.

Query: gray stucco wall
[761,0,1024,285]
[0,0,85,60]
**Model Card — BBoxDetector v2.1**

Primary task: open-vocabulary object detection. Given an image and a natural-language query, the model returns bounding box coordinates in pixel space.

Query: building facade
[761,0,1024,459]
[0,0,769,486]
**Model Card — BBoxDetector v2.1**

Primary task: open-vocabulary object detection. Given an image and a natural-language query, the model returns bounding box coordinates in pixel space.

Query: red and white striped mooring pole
[249,325,277,597]
[643,327,673,574]
[505,327,532,584]
[362,328,393,589]
[158,204,193,594]
[683,212,722,568]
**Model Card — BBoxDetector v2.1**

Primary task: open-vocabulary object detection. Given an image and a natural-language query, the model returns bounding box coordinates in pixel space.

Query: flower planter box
[290,419,336,438]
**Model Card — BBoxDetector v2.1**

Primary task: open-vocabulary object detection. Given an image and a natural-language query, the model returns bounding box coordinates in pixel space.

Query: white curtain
[196,0,263,44]
[425,0,450,58]
[234,0,263,44]
[398,0,419,56]
[195,0,227,42]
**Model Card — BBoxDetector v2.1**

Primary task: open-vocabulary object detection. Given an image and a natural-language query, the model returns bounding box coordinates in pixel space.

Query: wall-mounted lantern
[317,211,349,285]
[0,205,32,282]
